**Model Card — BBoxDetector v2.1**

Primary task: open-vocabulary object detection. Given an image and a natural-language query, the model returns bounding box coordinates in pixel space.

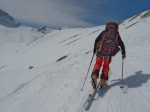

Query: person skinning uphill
[91,21,126,89]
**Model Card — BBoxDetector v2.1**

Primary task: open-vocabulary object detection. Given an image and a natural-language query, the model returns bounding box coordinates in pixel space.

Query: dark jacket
[93,30,126,56]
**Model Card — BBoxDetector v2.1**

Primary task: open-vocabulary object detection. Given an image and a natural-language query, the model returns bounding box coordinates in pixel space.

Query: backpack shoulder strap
[101,30,107,40]
[115,31,119,41]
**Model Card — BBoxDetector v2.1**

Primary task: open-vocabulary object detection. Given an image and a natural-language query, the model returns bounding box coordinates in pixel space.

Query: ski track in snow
[0,10,150,112]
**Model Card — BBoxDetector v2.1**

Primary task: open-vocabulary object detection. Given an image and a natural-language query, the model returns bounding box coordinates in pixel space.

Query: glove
[122,54,126,59]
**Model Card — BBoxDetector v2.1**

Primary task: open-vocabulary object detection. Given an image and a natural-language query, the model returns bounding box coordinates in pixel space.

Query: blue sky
[92,0,150,24]
[0,0,150,28]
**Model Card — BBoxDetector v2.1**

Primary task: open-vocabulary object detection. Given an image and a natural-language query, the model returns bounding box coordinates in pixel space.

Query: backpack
[96,22,120,56]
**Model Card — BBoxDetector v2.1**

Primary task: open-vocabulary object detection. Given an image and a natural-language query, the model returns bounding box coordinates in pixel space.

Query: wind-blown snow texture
[0,10,150,112]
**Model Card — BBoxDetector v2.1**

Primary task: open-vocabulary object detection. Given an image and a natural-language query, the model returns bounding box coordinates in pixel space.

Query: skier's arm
[117,34,126,57]
[93,32,103,54]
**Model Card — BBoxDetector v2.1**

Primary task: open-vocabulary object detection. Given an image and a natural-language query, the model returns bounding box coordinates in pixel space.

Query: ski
[83,82,101,110]
[89,82,101,97]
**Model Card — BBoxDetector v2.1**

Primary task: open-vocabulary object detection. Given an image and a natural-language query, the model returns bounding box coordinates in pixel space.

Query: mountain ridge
[0,9,20,27]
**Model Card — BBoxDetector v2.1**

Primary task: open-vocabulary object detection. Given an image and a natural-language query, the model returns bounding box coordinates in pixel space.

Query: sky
[0,0,150,28]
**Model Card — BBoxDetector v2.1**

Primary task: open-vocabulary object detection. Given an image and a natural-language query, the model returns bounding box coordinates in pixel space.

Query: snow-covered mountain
[0,9,20,27]
[0,10,150,112]
[0,24,49,62]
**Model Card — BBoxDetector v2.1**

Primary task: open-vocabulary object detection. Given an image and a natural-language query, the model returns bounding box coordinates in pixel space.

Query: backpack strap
[96,31,107,52]
[101,31,107,40]
[115,32,119,41]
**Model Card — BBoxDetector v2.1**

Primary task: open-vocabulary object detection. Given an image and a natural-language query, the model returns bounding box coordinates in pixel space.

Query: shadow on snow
[99,70,150,97]
[85,70,150,111]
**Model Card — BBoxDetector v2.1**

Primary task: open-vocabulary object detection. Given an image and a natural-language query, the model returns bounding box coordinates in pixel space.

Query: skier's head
[105,21,118,31]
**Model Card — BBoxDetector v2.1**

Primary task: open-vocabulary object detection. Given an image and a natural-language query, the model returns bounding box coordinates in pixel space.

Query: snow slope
[0,10,150,112]
[0,25,49,62]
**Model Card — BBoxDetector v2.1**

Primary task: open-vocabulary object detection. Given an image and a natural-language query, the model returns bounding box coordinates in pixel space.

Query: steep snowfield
[0,10,150,112]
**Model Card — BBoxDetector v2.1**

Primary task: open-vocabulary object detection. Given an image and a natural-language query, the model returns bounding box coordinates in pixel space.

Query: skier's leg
[100,57,110,87]
[91,57,103,89]
[92,57,103,78]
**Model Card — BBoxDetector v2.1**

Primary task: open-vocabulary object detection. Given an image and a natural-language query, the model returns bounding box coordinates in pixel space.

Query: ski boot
[91,74,97,89]
[100,78,108,88]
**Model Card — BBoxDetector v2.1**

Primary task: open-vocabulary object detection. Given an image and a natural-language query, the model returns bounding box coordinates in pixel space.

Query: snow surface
[0,10,150,112]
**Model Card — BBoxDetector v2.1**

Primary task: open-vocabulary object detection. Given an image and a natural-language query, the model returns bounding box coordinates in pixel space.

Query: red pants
[92,57,111,80]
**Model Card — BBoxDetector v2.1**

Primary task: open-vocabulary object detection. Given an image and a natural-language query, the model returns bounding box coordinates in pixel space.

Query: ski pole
[120,59,124,88]
[81,53,94,91]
